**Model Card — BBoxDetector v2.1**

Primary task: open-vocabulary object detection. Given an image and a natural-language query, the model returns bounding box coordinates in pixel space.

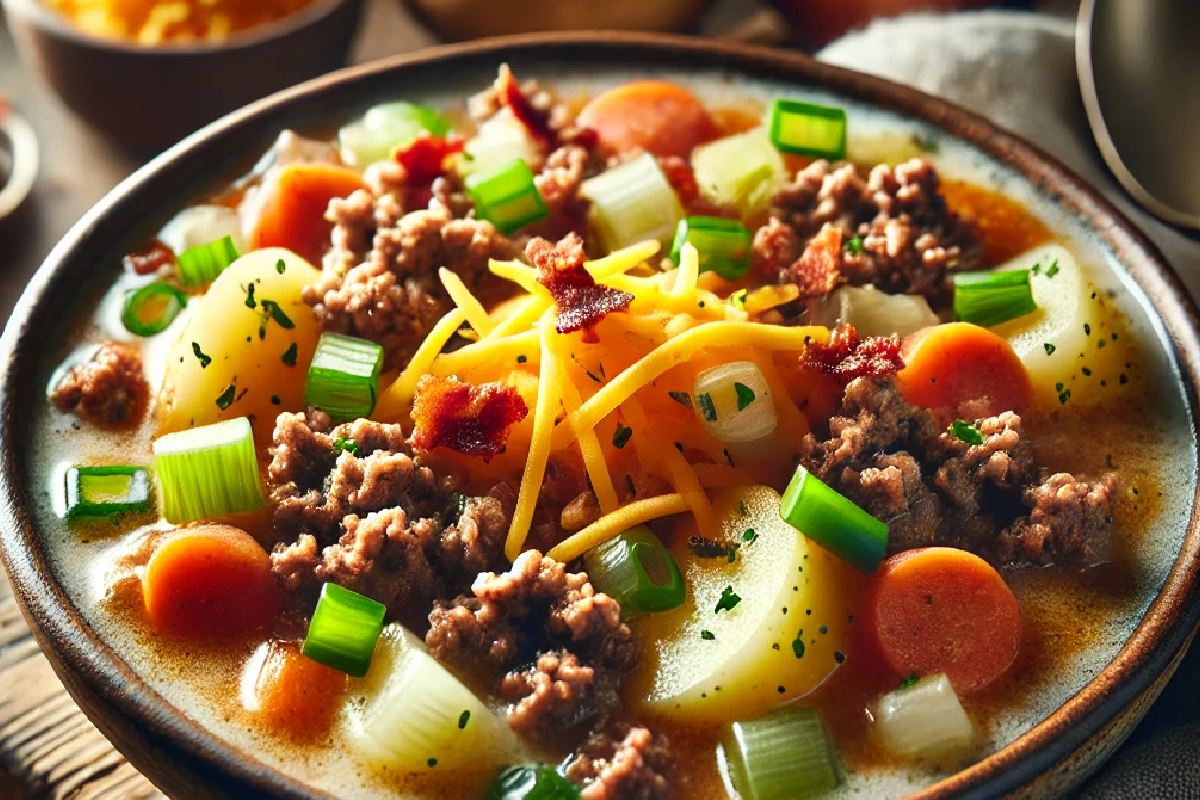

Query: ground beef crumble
[800,377,1115,567]
[50,340,149,428]
[564,721,675,800]
[756,158,981,306]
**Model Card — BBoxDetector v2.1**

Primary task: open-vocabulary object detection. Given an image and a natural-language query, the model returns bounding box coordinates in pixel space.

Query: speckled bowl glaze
[1,33,1198,800]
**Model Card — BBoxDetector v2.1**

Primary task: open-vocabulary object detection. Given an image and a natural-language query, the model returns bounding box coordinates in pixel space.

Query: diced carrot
[851,547,1021,694]
[142,525,279,639]
[896,322,1032,416]
[248,640,348,740]
[245,163,367,264]
[576,81,716,158]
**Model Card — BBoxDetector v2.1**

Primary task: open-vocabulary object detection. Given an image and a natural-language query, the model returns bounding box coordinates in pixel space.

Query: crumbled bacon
[801,324,904,383]
[782,223,844,299]
[409,375,528,458]
[393,133,467,186]
[528,233,634,334]
[657,156,735,219]
[496,64,555,148]
[124,240,176,276]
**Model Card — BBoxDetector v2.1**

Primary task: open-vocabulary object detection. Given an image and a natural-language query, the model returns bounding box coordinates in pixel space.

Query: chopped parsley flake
[1084,323,1091,336]
[244,283,256,309]
[950,420,984,445]
[1046,260,1060,278]
[281,342,298,366]
[727,546,739,564]
[844,235,864,255]
[912,133,940,153]
[215,384,236,410]
[612,423,633,449]
[516,354,527,364]
[1082,367,1092,376]
[1031,263,1041,276]
[791,632,805,659]
[687,536,735,559]
[1044,342,1056,355]
[333,437,359,456]
[1058,388,1072,404]
[427,758,438,768]
[262,300,294,329]
[270,395,281,405]
[700,630,715,641]
[457,710,470,729]
[668,391,693,409]
[696,392,717,422]
[275,258,286,274]
[742,529,757,543]
[899,675,920,689]
[734,382,756,411]
[715,585,741,613]
[191,342,211,368]
[737,500,749,517]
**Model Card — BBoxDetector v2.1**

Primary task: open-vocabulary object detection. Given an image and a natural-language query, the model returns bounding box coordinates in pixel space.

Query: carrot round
[897,322,1032,416]
[852,547,1021,694]
[248,640,348,739]
[246,163,367,264]
[576,80,716,158]
[143,525,279,639]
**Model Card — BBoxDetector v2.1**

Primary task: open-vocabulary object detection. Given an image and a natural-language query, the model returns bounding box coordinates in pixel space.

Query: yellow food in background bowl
[41,0,324,43]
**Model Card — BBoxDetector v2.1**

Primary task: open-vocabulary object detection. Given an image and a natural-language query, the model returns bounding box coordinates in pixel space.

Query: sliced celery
[580,152,683,253]
[691,128,785,219]
[780,465,888,574]
[65,466,153,519]
[302,583,385,677]
[305,332,385,422]
[582,525,685,617]
[720,706,838,800]
[875,673,978,765]
[152,417,264,524]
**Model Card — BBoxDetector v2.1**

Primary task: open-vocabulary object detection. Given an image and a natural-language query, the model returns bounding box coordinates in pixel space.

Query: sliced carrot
[245,163,367,264]
[576,81,716,158]
[248,640,348,740]
[897,322,1033,416]
[851,547,1021,694]
[142,525,279,639]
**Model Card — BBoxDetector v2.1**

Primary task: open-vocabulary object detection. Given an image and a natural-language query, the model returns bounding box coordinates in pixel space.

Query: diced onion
[580,152,683,253]
[692,361,776,443]
[808,285,941,338]
[461,109,541,176]
[338,101,450,167]
[875,673,979,766]
[690,128,785,219]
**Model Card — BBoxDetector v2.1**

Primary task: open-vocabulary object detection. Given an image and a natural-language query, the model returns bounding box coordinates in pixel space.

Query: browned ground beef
[427,549,637,736]
[564,721,675,800]
[754,158,980,306]
[800,377,1115,567]
[50,340,149,428]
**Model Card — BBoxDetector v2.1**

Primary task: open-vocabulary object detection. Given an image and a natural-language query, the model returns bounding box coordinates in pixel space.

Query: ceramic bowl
[1,32,1198,800]
[0,0,365,154]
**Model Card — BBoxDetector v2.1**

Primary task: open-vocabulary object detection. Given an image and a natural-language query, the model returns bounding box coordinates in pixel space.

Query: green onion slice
[464,158,549,234]
[719,706,838,800]
[952,268,1037,327]
[65,465,153,519]
[176,235,240,287]
[120,281,187,337]
[486,764,581,800]
[305,332,385,423]
[302,583,386,678]
[780,465,888,574]
[152,417,265,524]
[768,99,848,159]
[582,525,685,617]
[580,152,683,253]
[669,216,753,280]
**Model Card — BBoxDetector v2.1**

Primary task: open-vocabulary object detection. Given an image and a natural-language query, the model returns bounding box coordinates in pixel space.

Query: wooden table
[1,1,1197,798]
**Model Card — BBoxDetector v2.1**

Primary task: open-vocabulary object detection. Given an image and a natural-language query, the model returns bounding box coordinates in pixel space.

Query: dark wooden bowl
[1,32,1199,800]
[0,0,365,154]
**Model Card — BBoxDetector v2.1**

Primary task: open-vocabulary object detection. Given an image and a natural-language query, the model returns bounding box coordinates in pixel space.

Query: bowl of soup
[1,33,1198,800]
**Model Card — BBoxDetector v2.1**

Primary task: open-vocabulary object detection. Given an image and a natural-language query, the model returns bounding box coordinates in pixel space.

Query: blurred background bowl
[0,0,365,154]
[401,0,713,41]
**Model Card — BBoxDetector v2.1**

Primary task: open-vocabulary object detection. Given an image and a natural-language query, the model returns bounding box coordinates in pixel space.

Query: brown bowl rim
[0,0,357,54]
[2,31,1199,800]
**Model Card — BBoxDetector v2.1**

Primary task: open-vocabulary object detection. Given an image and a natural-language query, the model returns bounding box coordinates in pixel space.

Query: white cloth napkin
[820,13,1200,797]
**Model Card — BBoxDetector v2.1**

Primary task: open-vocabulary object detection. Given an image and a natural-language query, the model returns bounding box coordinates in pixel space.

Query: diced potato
[808,285,941,338]
[154,248,322,446]
[988,245,1137,408]
[628,485,862,724]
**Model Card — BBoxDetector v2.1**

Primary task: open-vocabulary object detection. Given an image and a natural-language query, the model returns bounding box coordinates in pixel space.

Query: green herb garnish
[215,384,236,410]
[281,342,298,366]
[192,342,211,368]
[244,283,256,309]
[734,382,756,411]
[950,420,984,445]
[1046,260,1060,278]
[899,675,920,689]
[668,391,693,409]
[792,632,805,659]
[275,258,286,274]
[457,710,470,729]
[687,536,735,560]
[612,423,633,449]
[697,392,717,422]
[844,235,864,255]
[700,630,716,641]
[715,585,741,613]
[333,437,359,456]
[742,529,757,543]
[1044,342,1056,355]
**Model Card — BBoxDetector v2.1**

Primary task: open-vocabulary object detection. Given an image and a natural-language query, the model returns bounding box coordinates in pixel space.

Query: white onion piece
[875,673,978,766]
[345,624,521,772]
[460,109,541,176]
[808,285,940,338]
[580,152,683,252]
[692,361,776,443]
[690,127,785,218]
[158,204,246,256]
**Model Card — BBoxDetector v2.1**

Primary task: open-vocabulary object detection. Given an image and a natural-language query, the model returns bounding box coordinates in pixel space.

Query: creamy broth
[27,69,1196,800]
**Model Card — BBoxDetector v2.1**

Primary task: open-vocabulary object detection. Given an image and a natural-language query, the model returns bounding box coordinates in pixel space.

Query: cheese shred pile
[376,241,829,564]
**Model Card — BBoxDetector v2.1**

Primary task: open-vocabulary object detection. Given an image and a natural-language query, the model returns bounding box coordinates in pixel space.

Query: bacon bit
[527,233,634,334]
[496,64,555,148]
[124,240,176,276]
[409,375,528,458]
[801,324,904,383]
[393,133,466,185]
[783,223,844,299]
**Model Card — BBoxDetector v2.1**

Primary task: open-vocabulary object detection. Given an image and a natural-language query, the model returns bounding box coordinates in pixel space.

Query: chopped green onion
[693,361,776,443]
[580,152,683,253]
[486,764,581,800]
[780,465,888,574]
[121,282,187,337]
[669,216,752,280]
[338,101,451,167]
[305,333,385,423]
[65,466,153,519]
[875,673,978,765]
[691,128,785,218]
[152,417,265,524]
[582,525,685,618]
[950,420,984,445]
[465,158,548,234]
[768,99,848,159]
[719,707,838,800]
[302,583,386,677]
[952,268,1037,327]
[176,235,240,287]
